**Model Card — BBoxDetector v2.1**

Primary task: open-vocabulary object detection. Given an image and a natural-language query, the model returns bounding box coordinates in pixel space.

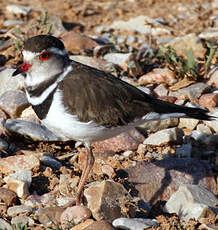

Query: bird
[12,34,215,205]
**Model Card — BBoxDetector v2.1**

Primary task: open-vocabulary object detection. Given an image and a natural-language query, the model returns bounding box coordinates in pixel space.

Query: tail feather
[151,98,217,121]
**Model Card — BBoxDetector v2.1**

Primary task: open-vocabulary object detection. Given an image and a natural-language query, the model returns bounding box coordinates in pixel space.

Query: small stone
[101,164,115,178]
[199,28,218,40]
[158,96,177,103]
[93,129,145,155]
[178,118,199,130]
[7,205,32,217]
[47,15,67,37]
[138,68,177,86]
[84,180,127,221]
[4,119,60,141]
[154,84,169,97]
[0,90,28,118]
[112,218,158,230]
[143,127,184,146]
[0,68,24,96]
[11,216,34,227]
[0,218,12,230]
[6,5,31,15]
[24,193,55,207]
[0,187,17,206]
[139,118,179,133]
[199,93,218,109]
[0,154,40,174]
[4,170,32,188]
[84,220,115,230]
[4,20,26,27]
[164,184,218,222]
[137,144,146,155]
[103,53,132,69]
[196,124,212,135]
[36,207,65,226]
[169,82,211,100]
[40,155,62,169]
[20,106,40,123]
[61,31,98,54]
[56,197,74,207]
[207,68,218,88]
[205,120,218,133]
[5,178,29,198]
[60,206,91,228]
[71,219,94,230]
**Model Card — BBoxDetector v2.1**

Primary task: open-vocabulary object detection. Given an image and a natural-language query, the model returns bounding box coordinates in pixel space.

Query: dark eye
[39,51,50,61]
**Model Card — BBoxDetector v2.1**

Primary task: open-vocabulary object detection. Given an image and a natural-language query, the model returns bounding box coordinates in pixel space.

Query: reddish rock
[61,31,99,54]
[124,158,217,204]
[0,187,17,206]
[84,220,115,230]
[138,68,177,86]
[0,155,40,174]
[0,90,29,118]
[60,206,91,228]
[158,96,177,104]
[199,93,218,109]
[92,129,145,155]
[84,180,127,221]
[71,219,94,230]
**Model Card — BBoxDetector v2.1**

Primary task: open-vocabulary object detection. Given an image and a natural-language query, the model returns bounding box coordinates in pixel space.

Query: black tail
[151,97,216,121]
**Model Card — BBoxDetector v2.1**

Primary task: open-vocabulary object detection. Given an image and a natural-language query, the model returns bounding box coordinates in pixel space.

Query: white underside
[42,89,186,144]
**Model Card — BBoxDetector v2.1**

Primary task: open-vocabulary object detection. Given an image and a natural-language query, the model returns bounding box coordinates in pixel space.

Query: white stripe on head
[22,50,40,62]
[48,47,68,56]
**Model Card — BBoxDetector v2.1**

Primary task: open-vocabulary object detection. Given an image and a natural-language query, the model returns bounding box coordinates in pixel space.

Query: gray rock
[11,216,34,227]
[178,118,199,130]
[143,127,184,146]
[7,205,32,216]
[0,218,12,230]
[169,83,211,100]
[139,118,179,133]
[154,84,169,97]
[4,119,60,141]
[4,170,32,188]
[4,20,26,27]
[6,5,31,15]
[0,67,24,96]
[0,90,29,118]
[199,28,218,40]
[185,130,208,143]
[103,53,132,66]
[164,184,218,222]
[40,155,62,169]
[112,218,158,230]
[47,15,67,37]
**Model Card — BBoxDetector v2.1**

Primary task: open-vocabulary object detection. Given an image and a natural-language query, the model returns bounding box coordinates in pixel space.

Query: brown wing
[58,61,153,127]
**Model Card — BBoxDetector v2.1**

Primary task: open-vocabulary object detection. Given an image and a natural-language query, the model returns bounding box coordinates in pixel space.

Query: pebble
[125,158,217,203]
[4,170,32,188]
[0,154,40,174]
[0,90,29,118]
[169,82,211,100]
[199,28,218,40]
[199,93,218,108]
[139,118,179,133]
[0,187,17,206]
[56,197,74,207]
[138,68,177,86]
[196,124,212,135]
[143,127,184,146]
[84,180,127,221]
[60,206,91,228]
[4,20,26,27]
[40,155,62,169]
[84,220,115,230]
[47,15,67,37]
[71,219,94,230]
[7,205,32,217]
[24,193,55,207]
[5,178,29,198]
[103,53,132,69]
[164,184,218,222]
[0,68,24,97]
[6,5,31,15]
[101,164,115,178]
[178,118,199,130]
[11,216,34,227]
[0,218,12,230]
[4,119,60,141]
[154,84,169,97]
[207,67,218,88]
[112,218,158,230]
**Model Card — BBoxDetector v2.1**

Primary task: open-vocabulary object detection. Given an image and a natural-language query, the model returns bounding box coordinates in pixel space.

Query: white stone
[164,184,218,222]
[6,5,31,15]
[0,218,12,230]
[7,205,32,216]
[103,53,132,66]
[179,118,199,130]
[112,218,158,230]
[143,127,184,146]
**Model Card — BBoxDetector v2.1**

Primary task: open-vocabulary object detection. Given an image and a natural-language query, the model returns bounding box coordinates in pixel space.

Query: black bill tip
[12,68,21,77]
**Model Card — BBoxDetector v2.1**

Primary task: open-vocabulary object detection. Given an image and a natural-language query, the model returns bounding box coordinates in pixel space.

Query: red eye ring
[39,51,50,61]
